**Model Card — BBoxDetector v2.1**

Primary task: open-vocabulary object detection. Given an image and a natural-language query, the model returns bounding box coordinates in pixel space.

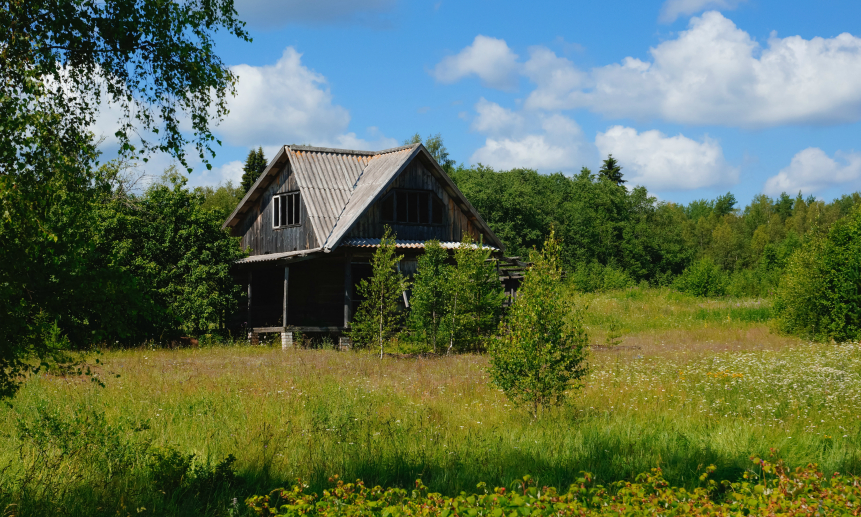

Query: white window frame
[272,191,301,228]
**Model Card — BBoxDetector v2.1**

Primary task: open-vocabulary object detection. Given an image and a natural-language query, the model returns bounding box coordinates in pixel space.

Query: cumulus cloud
[469,100,590,172]
[432,35,520,90]
[219,48,351,147]
[449,12,861,127]
[595,126,738,191]
[763,148,861,195]
[234,0,397,29]
[659,0,745,23]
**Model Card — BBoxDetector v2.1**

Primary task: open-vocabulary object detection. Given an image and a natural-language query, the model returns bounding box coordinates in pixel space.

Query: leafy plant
[349,226,408,358]
[406,240,451,353]
[773,205,861,341]
[673,257,728,297]
[489,230,589,417]
[445,234,504,353]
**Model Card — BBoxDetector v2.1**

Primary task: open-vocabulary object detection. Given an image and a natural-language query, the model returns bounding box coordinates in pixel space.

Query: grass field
[2,288,860,516]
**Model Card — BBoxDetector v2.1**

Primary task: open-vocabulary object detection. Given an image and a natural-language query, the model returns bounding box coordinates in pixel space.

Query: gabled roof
[222,143,504,252]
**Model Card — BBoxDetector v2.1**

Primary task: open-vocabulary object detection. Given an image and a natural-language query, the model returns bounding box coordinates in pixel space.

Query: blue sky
[114,0,861,206]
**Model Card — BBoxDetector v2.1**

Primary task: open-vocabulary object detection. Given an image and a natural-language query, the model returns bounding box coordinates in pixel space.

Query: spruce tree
[488,229,589,417]
[599,154,626,186]
[240,147,267,194]
[349,227,408,358]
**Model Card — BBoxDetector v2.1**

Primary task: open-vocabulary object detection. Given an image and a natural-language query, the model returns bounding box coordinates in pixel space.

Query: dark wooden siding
[237,163,318,255]
[346,157,486,242]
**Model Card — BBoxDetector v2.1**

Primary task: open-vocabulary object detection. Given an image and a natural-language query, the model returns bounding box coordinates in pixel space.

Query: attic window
[273,192,300,228]
[381,190,445,225]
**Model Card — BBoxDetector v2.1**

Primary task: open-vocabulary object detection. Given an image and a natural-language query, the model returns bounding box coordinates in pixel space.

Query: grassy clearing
[1,288,860,516]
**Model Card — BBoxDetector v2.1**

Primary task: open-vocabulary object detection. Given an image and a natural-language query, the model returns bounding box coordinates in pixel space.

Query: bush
[247,459,861,516]
[569,261,635,292]
[489,230,589,417]
[773,206,861,341]
[673,257,728,297]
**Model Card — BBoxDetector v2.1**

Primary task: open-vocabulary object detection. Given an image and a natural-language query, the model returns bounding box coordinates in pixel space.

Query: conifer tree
[240,147,267,194]
[599,154,626,186]
[407,240,451,353]
[349,227,408,358]
[488,229,589,417]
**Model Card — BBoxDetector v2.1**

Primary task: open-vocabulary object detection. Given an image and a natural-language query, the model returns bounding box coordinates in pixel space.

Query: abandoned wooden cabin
[222,142,514,346]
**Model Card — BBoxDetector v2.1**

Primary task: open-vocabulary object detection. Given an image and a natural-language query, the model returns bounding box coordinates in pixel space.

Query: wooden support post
[338,336,351,351]
[343,251,352,328]
[247,270,253,336]
[249,330,259,346]
[288,266,290,327]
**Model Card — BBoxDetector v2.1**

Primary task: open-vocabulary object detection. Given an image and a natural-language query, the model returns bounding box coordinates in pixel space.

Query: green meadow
[2,288,860,516]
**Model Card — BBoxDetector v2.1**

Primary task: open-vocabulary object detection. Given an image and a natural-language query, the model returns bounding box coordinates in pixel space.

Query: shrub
[569,261,636,292]
[773,206,861,341]
[247,459,861,517]
[673,257,728,297]
[349,226,408,357]
[406,240,450,353]
[489,230,589,417]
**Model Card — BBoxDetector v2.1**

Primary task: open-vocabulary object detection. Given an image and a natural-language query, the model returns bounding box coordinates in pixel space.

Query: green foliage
[404,133,455,172]
[5,403,240,516]
[673,257,728,297]
[241,147,268,194]
[96,167,247,340]
[248,460,860,517]
[195,180,245,222]
[0,0,248,396]
[445,235,505,353]
[489,230,589,416]
[598,153,626,185]
[349,227,408,357]
[406,240,451,353]
[773,205,861,341]
[569,261,636,292]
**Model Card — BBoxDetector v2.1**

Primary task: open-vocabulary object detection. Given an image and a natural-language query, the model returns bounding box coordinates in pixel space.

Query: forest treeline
[209,153,861,298]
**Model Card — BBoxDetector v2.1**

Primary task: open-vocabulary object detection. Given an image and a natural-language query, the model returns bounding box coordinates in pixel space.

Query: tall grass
[1,289,860,516]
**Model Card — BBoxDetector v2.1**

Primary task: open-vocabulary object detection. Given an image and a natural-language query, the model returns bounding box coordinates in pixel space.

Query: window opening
[382,190,445,225]
[273,191,301,228]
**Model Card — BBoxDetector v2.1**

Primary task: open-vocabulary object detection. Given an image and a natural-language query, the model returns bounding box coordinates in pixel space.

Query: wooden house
[222,143,506,346]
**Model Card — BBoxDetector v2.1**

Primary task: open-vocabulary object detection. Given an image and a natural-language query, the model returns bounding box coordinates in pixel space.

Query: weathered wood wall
[346,156,486,243]
[236,163,318,255]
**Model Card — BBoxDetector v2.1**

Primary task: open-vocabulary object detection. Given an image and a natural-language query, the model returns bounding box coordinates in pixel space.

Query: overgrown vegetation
[489,230,588,416]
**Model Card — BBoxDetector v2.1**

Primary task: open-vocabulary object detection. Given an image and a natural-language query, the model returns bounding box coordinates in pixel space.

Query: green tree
[240,147,267,194]
[0,0,248,396]
[445,235,504,353]
[405,133,456,172]
[773,205,861,342]
[407,240,451,353]
[599,154,626,185]
[488,230,589,417]
[349,227,408,358]
[96,166,247,339]
[195,181,245,221]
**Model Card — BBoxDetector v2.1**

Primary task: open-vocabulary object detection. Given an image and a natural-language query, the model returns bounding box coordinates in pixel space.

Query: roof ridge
[288,145,376,156]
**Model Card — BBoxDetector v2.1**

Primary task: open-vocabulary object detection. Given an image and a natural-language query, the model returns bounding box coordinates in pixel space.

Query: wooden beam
[288,266,290,327]
[247,270,253,328]
[343,251,352,328]
[254,326,346,333]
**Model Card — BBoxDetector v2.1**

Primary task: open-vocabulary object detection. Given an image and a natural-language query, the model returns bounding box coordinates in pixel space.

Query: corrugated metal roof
[342,238,499,251]
[235,247,323,265]
[323,145,418,250]
[224,142,505,255]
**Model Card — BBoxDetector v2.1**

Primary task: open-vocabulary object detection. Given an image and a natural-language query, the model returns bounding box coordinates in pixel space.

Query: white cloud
[187,160,245,188]
[234,0,396,29]
[659,0,745,23]
[219,48,352,147]
[471,98,525,137]
[763,148,861,195]
[509,12,861,127]
[595,126,738,191]
[432,35,520,90]
[470,101,591,172]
